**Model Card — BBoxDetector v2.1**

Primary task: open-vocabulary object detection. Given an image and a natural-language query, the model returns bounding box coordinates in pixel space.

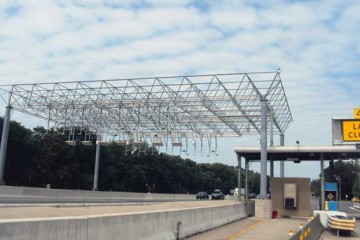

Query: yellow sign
[342,120,360,141]
[355,109,360,119]
[327,192,334,201]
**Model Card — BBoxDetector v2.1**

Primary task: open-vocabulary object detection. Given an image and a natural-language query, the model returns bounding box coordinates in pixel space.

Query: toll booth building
[235,145,360,217]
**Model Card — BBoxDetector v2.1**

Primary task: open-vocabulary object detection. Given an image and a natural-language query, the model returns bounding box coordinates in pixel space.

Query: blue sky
[0,0,360,180]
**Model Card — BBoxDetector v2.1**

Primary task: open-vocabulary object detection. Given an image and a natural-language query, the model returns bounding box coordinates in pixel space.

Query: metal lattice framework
[0,71,292,148]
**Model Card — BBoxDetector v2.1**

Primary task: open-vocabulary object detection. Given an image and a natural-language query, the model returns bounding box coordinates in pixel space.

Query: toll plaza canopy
[0,71,292,142]
[235,145,360,161]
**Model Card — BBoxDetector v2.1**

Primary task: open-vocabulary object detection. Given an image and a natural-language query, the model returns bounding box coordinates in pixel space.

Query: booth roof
[234,145,360,161]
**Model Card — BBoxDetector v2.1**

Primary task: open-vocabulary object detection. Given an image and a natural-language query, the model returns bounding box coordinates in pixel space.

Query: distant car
[249,193,257,199]
[211,189,224,200]
[196,192,209,200]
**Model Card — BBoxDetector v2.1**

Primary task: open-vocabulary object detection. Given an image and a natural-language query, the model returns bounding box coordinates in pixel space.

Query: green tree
[1,118,269,194]
[0,118,35,185]
[248,170,261,194]
[324,159,359,200]
[30,127,74,188]
[310,178,320,197]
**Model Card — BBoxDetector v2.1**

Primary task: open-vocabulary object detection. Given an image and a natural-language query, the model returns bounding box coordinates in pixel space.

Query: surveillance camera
[296,140,299,144]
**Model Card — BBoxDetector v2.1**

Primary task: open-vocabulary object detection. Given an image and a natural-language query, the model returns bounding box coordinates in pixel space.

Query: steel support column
[237,154,242,201]
[245,159,249,201]
[280,134,285,177]
[92,140,101,191]
[270,109,274,147]
[0,106,11,185]
[270,111,274,179]
[320,153,325,210]
[339,177,341,202]
[260,99,268,198]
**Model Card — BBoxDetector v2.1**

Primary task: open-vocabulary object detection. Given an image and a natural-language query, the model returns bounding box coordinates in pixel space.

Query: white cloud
[210,7,258,31]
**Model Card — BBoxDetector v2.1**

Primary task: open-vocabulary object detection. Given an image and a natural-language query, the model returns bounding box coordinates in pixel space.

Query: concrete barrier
[0,185,194,202]
[0,201,255,240]
[289,215,323,240]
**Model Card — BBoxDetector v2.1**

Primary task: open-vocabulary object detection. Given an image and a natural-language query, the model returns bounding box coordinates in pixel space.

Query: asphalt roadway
[0,200,236,220]
[0,196,185,207]
[186,217,308,240]
[2,196,360,239]
[187,199,360,240]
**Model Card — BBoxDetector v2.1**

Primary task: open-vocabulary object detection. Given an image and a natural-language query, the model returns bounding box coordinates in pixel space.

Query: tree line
[2,117,360,198]
[0,117,261,194]
[311,159,360,200]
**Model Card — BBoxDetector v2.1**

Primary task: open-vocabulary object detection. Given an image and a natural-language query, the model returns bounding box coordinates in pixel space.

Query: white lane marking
[349,206,360,213]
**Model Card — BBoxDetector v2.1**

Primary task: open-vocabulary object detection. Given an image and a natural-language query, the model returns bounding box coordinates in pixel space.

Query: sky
[0,0,360,180]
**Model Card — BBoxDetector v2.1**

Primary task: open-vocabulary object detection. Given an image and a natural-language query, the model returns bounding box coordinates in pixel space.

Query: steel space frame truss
[0,71,292,147]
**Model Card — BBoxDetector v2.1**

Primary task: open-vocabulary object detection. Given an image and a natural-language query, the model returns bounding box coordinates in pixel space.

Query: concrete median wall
[0,185,194,201]
[0,201,255,240]
[289,215,323,240]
